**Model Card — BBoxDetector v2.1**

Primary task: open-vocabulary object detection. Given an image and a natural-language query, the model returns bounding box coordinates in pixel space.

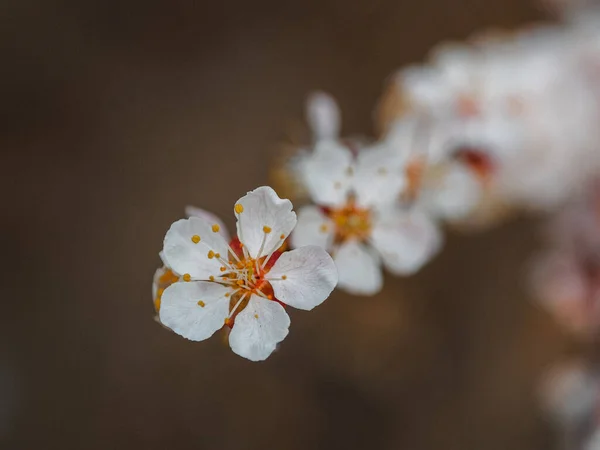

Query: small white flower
[156,186,338,362]
[292,138,442,295]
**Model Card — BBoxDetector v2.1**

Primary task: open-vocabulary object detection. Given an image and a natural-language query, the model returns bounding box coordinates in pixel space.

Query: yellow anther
[254,314,259,319]
[282,275,287,280]
[209,276,215,281]
[207,250,215,259]
[279,234,285,239]
[220,266,226,272]
[319,224,328,233]
[225,292,231,297]
[263,226,272,234]
[234,203,244,214]
[215,253,221,259]
[183,273,191,282]
[191,235,201,244]
[212,224,220,233]
[197,300,205,307]
[236,280,244,286]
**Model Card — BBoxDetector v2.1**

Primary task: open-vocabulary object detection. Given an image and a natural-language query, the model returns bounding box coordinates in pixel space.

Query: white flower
[292,139,442,295]
[156,186,338,362]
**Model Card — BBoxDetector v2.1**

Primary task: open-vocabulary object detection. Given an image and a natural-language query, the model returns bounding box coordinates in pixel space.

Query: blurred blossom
[541,361,600,449]
[153,186,337,361]
[290,94,442,295]
[530,183,600,337]
[379,15,600,214]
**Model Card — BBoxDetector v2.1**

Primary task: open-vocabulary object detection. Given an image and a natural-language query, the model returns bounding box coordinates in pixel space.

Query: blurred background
[2,0,571,448]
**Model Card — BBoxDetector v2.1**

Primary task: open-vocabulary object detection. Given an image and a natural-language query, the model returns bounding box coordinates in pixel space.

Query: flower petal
[235,186,297,259]
[228,295,290,361]
[289,206,334,250]
[334,240,383,295]
[296,141,353,207]
[306,91,340,141]
[370,209,442,275]
[163,217,230,280]
[419,162,482,221]
[185,206,231,242]
[352,144,407,209]
[266,246,338,311]
[159,281,230,341]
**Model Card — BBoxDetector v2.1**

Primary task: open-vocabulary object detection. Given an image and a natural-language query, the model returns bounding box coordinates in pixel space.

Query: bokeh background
[2,0,570,448]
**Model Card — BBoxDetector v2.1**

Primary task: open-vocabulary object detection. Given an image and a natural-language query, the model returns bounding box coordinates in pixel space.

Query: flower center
[326,201,372,242]
[218,237,283,327]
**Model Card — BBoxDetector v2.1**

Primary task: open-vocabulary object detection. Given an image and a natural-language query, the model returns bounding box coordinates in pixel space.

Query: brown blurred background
[2,0,571,448]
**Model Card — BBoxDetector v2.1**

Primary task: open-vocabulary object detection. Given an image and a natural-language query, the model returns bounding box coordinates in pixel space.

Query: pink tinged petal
[185,206,231,242]
[228,295,290,362]
[290,206,334,250]
[159,281,231,342]
[297,141,353,207]
[370,210,442,276]
[235,186,297,259]
[266,246,338,311]
[306,91,341,141]
[352,144,407,209]
[162,217,229,280]
[334,240,383,296]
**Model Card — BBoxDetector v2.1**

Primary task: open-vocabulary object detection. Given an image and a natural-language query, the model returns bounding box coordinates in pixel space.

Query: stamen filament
[228,292,248,319]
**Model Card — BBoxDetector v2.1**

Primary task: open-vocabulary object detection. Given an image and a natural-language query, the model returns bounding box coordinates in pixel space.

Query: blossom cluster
[151,9,600,420]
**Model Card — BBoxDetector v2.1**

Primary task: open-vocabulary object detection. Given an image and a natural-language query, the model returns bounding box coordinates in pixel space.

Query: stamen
[227,292,248,319]
[191,235,201,244]
[234,203,244,214]
[227,243,241,264]
[197,300,205,307]
[254,314,259,319]
[220,267,226,272]
[212,224,220,233]
[282,275,287,280]
[183,274,191,282]
[209,276,215,281]
[254,229,270,273]
[215,253,221,259]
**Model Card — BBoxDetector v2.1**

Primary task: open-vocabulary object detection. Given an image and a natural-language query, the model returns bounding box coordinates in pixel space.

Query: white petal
[370,209,442,275]
[289,206,334,250]
[334,240,383,295]
[163,217,229,279]
[234,186,297,259]
[228,295,290,361]
[352,144,407,209]
[159,281,230,341]
[266,246,338,311]
[419,163,482,221]
[297,141,353,207]
[306,91,340,141]
[185,206,231,242]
